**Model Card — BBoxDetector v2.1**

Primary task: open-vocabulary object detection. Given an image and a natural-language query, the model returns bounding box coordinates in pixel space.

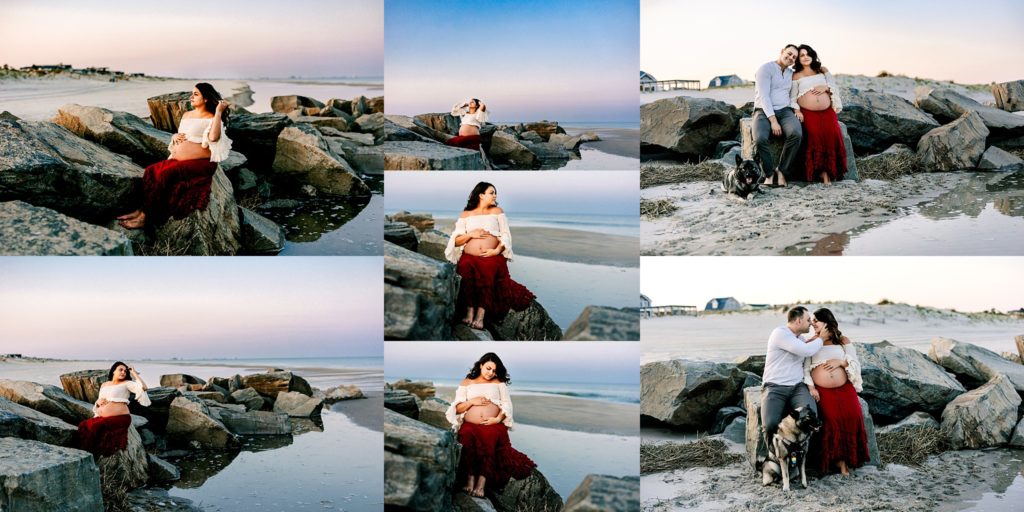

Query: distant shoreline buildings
[4,63,149,80]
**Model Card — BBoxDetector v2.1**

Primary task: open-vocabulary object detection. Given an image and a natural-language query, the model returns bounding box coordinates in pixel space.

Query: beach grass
[856,152,924,181]
[640,198,678,218]
[641,160,725,188]
[877,427,950,467]
[640,437,744,474]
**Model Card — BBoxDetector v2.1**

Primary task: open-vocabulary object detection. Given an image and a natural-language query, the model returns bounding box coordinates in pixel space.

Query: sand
[435,220,639,267]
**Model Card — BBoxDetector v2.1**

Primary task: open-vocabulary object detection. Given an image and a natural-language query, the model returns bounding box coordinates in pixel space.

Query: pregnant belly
[170,141,212,161]
[811,364,848,389]
[798,92,832,112]
[464,236,499,256]
[95,402,130,417]
[459,124,480,136]
[464,403,501,424]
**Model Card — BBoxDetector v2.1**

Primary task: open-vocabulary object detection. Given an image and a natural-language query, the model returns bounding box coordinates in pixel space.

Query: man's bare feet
[117,210,143,221]
[119,212,146,229]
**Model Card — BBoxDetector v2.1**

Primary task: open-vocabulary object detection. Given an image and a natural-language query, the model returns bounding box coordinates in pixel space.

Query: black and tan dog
[761,406,822,491]
[722,154,764,199]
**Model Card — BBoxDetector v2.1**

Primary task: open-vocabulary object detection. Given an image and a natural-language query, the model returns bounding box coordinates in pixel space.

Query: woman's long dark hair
[107,361,130,381]
[471,98,485,112]
[813,308,845,344]
[794,44,823,74]
[465,352,511,384]
[463,182,497,211]
[195,82,230,126]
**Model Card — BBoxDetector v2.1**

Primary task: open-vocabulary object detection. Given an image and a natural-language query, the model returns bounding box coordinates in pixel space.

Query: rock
[160,374,206,388]
[877,411,940,435]
[166,395,239,449]
[355,113,385,134]
[147,91,191,132]
[414,112,461,135]
[0,379,94,424]
[641,360,747,429]
[579,131,601,142]
[519,131,543,143]
[0,397,76,446]
[489,300,563,341]
[941,374,1021,449]
[489,131,538,169]
[914,87,1024,136]
[351,96,371,118]
[236,167,258,191]
[241,371,313,398]
[0,437,103,511]
[1001,351,1022,364]
[384,390,420,419]
[711,406,746,435]
[383,141,485,170]
[229,387,265,411]
[0,115,143,222]
[271,95,325,114]
[384,242,460,340]
[272,391,323,417]
[488,468,563,512]
[96,425,148,491]
[385,221,419,251]
[216,409,291,435]
[563,474,639,512]
[186,390,226,403]
[382,115,450,143]
[0,201,134,255]
[384,409,460,511]
[1011,416,1024,447]
[59,369,108,404]
[271,124,369,196]
[147,454,180,482]
[325,98,353,115]
[152,168,242,255]
[857,341,965,423]
[239,206,286,254]
[55,104,172,165]
[522,141,576,166]
[563,306,640,341]
[733,354,766,377]
[418,397,451,430]
[453,324,496,341]
[368,96,385,114]
[417,228,449,262]
[390,211,436,231]
[549,133,584,151]
[319,127,376,146]
[977,146,1024,170]
[721,416,747,445]
[454,493,498,512]
[132,386,179,430]
[522,121,566,141]
[641,97,740,160]
[226,113,292,165]
[991,80,1024,112]
[390,380,437,400]
[289,114,351,132]
[838,88,940,154]
[929,337,1024,392]
[126,488,202,511]
[916,111,989,171]
[321,385,364,403]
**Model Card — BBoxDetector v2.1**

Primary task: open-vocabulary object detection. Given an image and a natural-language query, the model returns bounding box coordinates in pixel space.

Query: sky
[641,257,1024,312]
[0,0,383,78]
[384,171,639,216]
[385,0,639,122]
[0,258,383,360]
[384,342,639,385]
[642,0,1024,86]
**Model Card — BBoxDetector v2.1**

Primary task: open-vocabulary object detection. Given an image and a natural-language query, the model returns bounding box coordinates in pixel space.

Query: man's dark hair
[783,43,799,53]
[787,306,808,323]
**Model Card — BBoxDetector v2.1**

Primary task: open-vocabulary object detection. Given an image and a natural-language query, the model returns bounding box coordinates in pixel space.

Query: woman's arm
[207,101,228,142]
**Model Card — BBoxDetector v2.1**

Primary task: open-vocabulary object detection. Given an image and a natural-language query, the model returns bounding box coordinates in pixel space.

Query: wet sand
[436,220,639,267]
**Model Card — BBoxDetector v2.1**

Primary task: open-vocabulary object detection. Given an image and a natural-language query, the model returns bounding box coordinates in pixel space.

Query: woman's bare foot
[471,319,485,330]
[821,173,832,186]
[119,212,146,229]
[461,309,474,326]
[472,488,485,498]
[117,210,143,221]
[838,460,850,476]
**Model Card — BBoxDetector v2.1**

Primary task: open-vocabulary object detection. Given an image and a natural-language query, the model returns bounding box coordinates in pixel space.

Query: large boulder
[382,115,450,143]
[417,397,451,431]
[131,386,179,430]
[991,80,1024,112]
[857,341,965,423]
[271,124,370,196]
[522,121,566,141]
[385,221,419,252]
[733,354,766,377]
[977,146,1024,170]
[0,437,103,512]
[226,113,292,165]
[563,474,640,512]
[838,88,940,154]
[0,114,143,223]
[321,384,365,403]
[488,468,563,512]
[0,397,76,446]
[417,228,449,262]
[384,242,460,340]
[55,104,171,165]
[390,380,436,400]
[489,300,563,341]
[152,168,242,255]
[916,111,989,171]
[229,387,265,411]
[390,211,436,231]
[240,371,313,398]
[96,425,149,491]
[160,374,205,388]
[0,201,134,255]
[929,337,1024,392]
[383,141,485,170]
[384,409,460,511]
[270,95,325,114]
[239,206,286,254]
[914,87,1024,134]
[641,360,747,429]
[385,389,421,419]
[272,391,324,417]
[59,369,108,404]
[641,97,740,160]
[146,92,191,132]
[216,409,291,435]
[940,374,1021,449]
[521,141,576,167]
[0,379,94,424]
[147,454,180,483]
[549,133,584,151]
[563,306,640,341]
[166,395,239,449]
[414,113,461,135]
[489,131,538,169]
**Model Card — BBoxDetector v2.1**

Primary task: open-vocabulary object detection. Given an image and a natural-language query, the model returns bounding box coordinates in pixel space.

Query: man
[753,44,802,187]
[761,306,822,441]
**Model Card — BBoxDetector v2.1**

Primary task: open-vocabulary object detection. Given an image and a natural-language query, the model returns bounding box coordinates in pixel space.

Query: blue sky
[385,0,640,122]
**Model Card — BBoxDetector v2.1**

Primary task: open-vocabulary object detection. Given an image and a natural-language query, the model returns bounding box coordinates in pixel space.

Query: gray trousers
[760,382,817,439]
[752,108,802,179]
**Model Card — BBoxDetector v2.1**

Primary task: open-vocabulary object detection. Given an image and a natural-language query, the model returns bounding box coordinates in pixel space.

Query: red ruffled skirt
[446,135,482,150]
[75,414,132,458]
[802,108,847,182]
[142,158,218,225]
[456,254,535,318]
[457,422,536,489]
[815,382,869,473]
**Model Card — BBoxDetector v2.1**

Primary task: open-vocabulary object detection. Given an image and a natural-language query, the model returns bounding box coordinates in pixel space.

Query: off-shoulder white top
[444,213,513,264]
[168,117,233,162]
[790,72,843,113]
[451,102,489,128]
[94,380,151,416]
[444,382,514,431]
[803,343,862,392]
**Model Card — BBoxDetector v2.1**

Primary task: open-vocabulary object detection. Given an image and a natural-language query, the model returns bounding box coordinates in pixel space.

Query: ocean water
[397,378,639,405]
[512,255,640,330]
[430,210,639,238]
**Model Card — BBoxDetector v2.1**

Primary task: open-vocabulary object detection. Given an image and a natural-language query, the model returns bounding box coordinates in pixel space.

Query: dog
[722,154,764,199]
[761,406,822,491]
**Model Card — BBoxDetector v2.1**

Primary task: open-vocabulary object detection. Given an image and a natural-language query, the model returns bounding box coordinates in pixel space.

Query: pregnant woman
[804,308,869,476]
[791,45,846,184]
[445,182,535,330]
[446,98,488,150]
[76,361,151,457]
[445,352,536,497]
[118,82,232,229]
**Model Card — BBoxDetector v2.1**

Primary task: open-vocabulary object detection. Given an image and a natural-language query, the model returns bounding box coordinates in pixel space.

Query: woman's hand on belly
[464,403,501,424]
[797,92,832,112]
[169,141,212,161]
[95,402,130,417]
[458,125,480,136]
[811,364,848,389]
[463,235,499,256]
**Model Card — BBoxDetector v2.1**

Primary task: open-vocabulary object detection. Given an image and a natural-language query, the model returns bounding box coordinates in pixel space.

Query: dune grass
[641,437,745,474]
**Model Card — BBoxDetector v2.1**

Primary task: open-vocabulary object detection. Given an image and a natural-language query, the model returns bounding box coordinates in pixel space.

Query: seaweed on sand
[641,437,744,474]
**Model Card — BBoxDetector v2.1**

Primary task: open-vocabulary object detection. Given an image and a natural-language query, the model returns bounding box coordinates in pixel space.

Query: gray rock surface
[385,221,419,252]
[55,104,171,165]
[977,146,1024,170]
[272,124,369,196]
[857,341,965,423]
[0,396,76,446]
[390,211,436,231]
[563,306,640,341]
[390,380,437,400]
[733,354,766,377]
[417,397,451,431]
[166,395,239,449]
[146,91,191,132]
[929,337,1024,392]
[320,385,365,403]
[916,111,989,171]
[991,80,1024,112]
[226,112,292,165]
[384,242,460,340]
[383,409,460,511]
[563,474,640,512]
[240,371,313,398]
[230,387,265,411]
[940,374,1021,449]
[641,360,747,429]
[522,121,566,141]
[383,141,485,170]
[488,468,563,512]
[216,409,291,435]
[270,95,325,114]
[488,300,563,342]
[914,86,1024,132]
[59,369,108,404]
[147,454,180,482]
[96,424,148,491]
[0,437,103,511]
[384,390,420,420]
[239,206,286,254]
[160,374,205,388]
[152,168,241,255]
[489,131,537,169]
[417,228,449,262]
[642,97,740,160]
[877,411,940,435]
[272,391,324,417]
[0,379,94,424]
[838,88,940,154]
[0,201,133,255]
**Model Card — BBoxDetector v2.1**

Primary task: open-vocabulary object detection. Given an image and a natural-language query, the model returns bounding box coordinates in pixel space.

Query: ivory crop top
[451,102,489,128]
[444,382,514,430]
[803,343,862,392]
[444,213,513,264]
[94,380,151,416]
[790,72,843,113]
[168,117,233,162]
